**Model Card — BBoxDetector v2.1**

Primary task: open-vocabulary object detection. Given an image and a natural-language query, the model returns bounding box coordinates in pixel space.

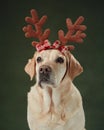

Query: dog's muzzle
[39,65,53,86]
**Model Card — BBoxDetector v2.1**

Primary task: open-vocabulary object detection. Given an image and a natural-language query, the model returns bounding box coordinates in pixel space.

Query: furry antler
[58,16,87,46]
[23,9,87,52]
[23,9,50,47]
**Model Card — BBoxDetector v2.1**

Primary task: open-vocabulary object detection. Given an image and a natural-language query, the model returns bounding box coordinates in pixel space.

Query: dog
[23,9,87,130]
[24,49,86,130]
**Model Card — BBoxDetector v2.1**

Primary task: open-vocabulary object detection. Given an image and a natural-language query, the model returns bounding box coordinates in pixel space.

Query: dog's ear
[24,56,36,80]
[68,53,83,80]
[69,54,83,80]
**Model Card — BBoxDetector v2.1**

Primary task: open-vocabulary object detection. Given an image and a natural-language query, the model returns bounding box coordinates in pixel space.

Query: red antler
[23,9,51,47]
[23,9,87,52]
[58,16,87,46]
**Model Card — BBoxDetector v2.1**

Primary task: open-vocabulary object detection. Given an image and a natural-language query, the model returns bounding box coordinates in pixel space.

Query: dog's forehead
[36,49,65,59]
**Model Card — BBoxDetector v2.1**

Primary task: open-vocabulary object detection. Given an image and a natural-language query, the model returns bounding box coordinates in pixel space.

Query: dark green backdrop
[1,0,104,130]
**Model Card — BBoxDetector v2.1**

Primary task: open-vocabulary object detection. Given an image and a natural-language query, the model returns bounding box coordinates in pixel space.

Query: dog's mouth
[38,65,55,88]
[38,75,54,88]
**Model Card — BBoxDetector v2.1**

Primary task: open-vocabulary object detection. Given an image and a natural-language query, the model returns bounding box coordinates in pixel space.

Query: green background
[1,0,104,130]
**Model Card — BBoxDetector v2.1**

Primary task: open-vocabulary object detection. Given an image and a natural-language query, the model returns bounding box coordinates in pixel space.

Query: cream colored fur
[25,50,86,130]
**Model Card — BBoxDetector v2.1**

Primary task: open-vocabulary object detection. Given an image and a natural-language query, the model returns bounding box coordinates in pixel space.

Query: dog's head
[24,49,83,88]
[23,9,86,88]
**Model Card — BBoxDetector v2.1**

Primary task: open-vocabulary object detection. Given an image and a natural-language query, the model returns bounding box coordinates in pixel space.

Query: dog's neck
[35,76,73,114]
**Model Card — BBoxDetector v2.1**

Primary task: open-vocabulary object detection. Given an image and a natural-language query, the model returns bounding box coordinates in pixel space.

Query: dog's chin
[38,80,55,88]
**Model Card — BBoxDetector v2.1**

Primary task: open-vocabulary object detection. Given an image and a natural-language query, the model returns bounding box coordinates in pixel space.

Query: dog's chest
[27,86,85,130]
[27,86,67,129]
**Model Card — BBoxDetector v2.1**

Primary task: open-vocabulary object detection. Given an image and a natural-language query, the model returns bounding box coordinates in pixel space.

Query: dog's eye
[56,57,64,63]
[37,57,42,63]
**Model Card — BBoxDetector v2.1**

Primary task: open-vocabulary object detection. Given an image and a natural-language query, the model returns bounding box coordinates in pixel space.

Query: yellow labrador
[25,49,86,130]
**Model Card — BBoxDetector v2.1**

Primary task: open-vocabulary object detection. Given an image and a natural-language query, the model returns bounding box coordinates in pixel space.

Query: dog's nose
[39,65,52,74]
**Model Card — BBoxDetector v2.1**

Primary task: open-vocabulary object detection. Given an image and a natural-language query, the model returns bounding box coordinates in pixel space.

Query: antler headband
[23,9,87,53]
